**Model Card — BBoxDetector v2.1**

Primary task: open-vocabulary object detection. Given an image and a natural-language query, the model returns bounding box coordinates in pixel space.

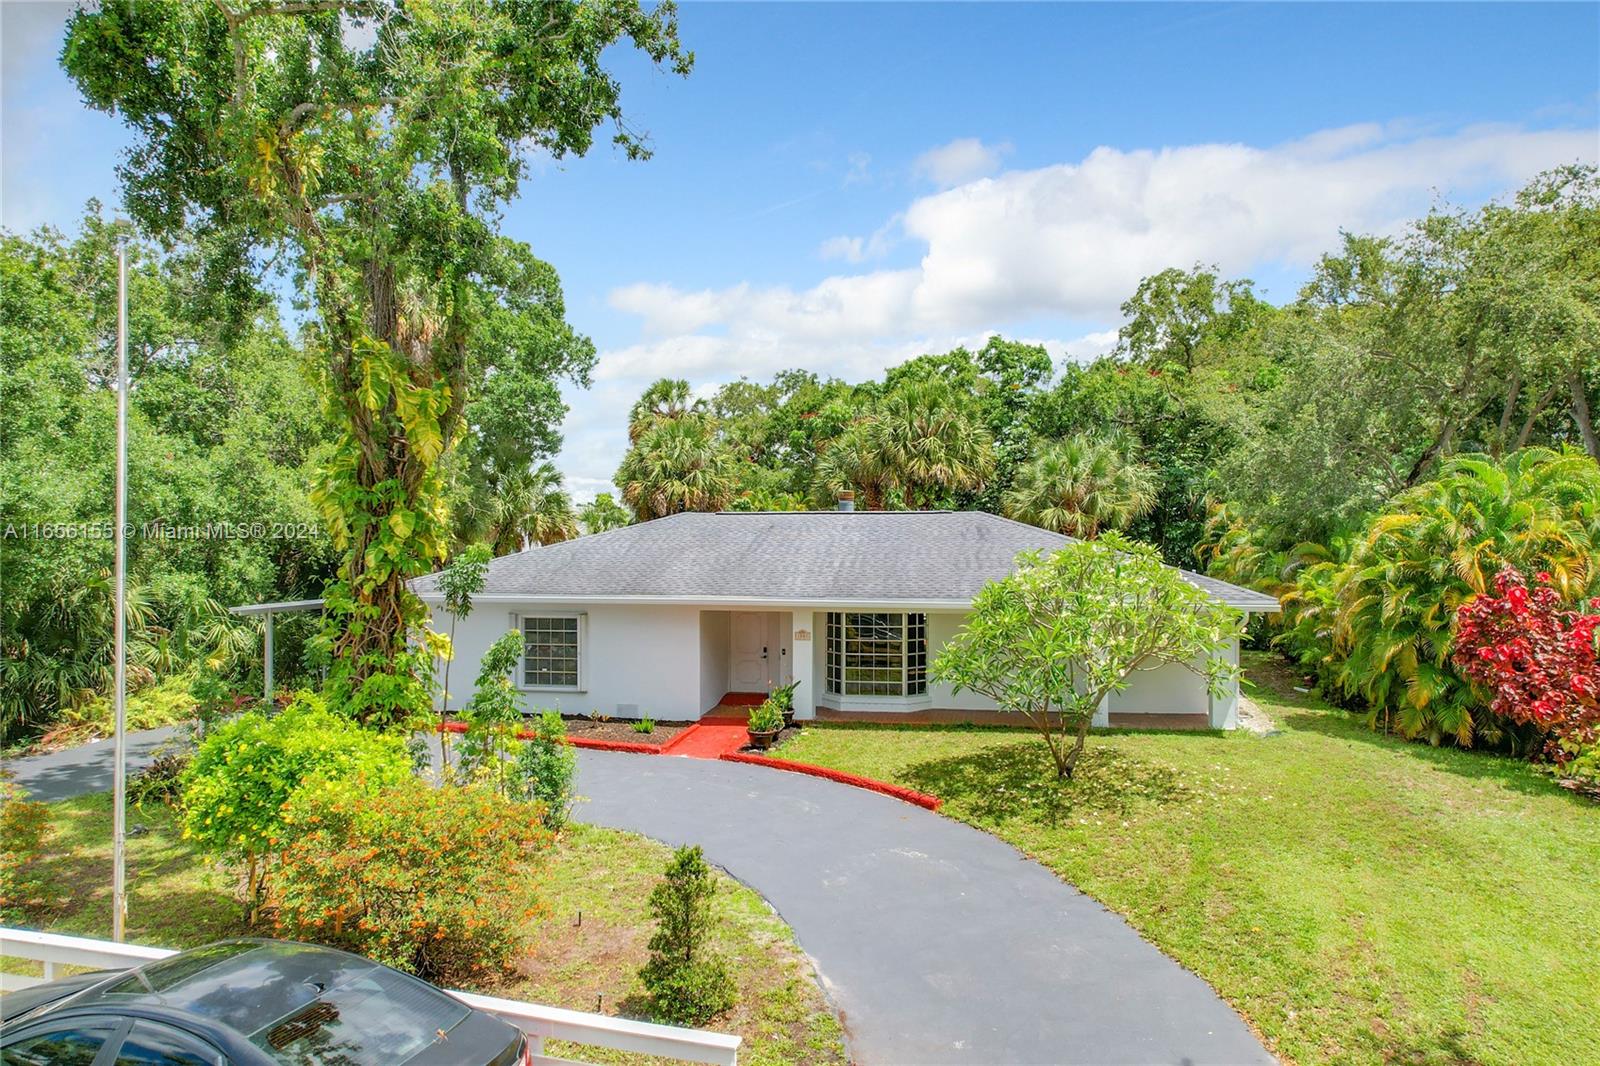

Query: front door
[731,612,771,691]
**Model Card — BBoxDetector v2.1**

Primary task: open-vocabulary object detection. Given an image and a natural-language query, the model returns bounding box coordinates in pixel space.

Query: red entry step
[661,719,752,758]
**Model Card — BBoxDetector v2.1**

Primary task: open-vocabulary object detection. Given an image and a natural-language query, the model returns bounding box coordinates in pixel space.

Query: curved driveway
[576,751,1271,1066]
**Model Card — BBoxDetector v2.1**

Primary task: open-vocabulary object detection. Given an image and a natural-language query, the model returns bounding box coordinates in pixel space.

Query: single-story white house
[413,508,1279,729]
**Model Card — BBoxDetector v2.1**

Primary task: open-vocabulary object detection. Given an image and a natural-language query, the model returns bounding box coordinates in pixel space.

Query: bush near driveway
[773,653,1600,1066]
[179,690,412,915]
[272,778,552,983]
[0,777,52,921]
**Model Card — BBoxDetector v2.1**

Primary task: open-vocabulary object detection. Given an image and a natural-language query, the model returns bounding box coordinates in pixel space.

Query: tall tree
[64,0,691,726]
[470,463,579,555]
[870,379,995,509]
[629,377,702,442]
[1004,434,1158,538]
[579,492,631,534]
[1117,265,1263,371]
[616,414,738,520]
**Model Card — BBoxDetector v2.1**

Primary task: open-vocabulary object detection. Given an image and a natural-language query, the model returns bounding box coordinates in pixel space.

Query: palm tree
[616,415,739,520]
[579,492,631,534]
[1003,435,1158,537]
[870,381,995,508]
[1320,445,1600,745]
[482,463,579,555]
[810,418,890,509]
[627,378,702,443]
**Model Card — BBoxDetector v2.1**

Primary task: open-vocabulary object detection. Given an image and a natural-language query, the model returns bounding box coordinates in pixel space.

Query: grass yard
[3,795,844,1066]
[775,651,1600,1066]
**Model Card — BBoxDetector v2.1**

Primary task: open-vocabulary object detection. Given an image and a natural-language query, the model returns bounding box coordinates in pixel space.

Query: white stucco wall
[698,610,730,716]
[434,600,1241,728]
[811,608,1236,724]
[436,601,706,721]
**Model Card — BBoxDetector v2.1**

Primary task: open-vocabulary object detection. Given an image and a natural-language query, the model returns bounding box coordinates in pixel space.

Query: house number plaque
[794,629,811,641]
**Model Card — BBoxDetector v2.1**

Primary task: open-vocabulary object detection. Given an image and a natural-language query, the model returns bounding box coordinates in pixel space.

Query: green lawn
[4,795,844,1066]
[775,652,1599,1066]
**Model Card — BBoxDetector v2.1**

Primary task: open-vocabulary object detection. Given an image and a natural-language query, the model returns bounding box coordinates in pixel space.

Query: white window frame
[824,611,928,700]
[515,611,586,693]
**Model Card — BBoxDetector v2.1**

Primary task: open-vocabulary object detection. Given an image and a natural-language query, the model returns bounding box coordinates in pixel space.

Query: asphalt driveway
[3,726,186,802]
[575,750,1272,1066]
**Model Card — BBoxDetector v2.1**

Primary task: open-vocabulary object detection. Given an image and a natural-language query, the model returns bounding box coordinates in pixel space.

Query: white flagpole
[112,235,129,941]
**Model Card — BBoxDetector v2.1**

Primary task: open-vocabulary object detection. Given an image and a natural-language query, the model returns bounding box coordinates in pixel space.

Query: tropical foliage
[617,409,740,520]
[1276,447,1600,747]
[179,691,412,917]
[1004,434,1158,537]
[62,0,690,729]
[274,776,552,982]
[0,217,333,745]
[1453,568,1600,758]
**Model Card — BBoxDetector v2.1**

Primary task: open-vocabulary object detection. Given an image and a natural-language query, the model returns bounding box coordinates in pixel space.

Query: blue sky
[4,2,1598,498]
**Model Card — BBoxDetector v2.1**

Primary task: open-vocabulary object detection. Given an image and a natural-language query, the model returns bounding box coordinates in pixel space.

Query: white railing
[0,928,739,1066]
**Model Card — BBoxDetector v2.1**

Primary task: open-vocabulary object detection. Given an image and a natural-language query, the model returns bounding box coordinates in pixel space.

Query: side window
[1,1026,112,1066]
[113,1022,223,1066]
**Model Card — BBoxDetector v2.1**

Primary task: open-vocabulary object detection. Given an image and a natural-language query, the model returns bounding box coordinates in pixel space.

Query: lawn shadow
[899,742,1192,826]
[1280,708,1591,804]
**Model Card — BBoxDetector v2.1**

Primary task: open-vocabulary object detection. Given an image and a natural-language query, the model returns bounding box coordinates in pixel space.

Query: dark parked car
[0,939,530,1066]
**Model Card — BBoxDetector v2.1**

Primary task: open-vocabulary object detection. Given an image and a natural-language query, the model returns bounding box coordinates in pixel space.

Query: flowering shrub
[0,777,51,921]
[180,691,412,915]
[1453,568,1600,759]
[272,779,552,982]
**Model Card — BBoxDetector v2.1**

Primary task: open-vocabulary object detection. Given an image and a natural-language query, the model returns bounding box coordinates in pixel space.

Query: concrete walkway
[575,750,1272,1066]
[2,726,187,802]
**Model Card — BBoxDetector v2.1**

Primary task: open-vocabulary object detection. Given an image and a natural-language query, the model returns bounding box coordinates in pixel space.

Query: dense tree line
[612,167,1599,754]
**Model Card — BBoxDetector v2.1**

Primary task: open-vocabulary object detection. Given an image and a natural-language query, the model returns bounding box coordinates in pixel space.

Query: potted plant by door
[746,700,785,750]
[770,681,802,728]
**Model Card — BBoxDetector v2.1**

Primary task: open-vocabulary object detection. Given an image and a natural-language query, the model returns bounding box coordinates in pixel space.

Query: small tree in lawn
[932,534,1244,779]
[1453,568,1600,760]
[638,845,736,1026]
[437,544,493,774]
[456,631,526,795]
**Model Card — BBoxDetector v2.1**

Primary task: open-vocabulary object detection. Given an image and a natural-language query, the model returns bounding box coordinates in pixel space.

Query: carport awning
[228,598,324,616]
[227,599,326,699]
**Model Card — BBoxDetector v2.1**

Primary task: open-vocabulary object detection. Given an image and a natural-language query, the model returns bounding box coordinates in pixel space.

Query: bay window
[825,611,928,698]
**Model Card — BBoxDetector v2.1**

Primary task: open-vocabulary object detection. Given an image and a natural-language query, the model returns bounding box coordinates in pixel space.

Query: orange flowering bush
[0,776,51,921]
[271,779,553,983]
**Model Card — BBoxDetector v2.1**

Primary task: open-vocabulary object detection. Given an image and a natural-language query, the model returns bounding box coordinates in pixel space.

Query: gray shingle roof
[412,511,1281,611]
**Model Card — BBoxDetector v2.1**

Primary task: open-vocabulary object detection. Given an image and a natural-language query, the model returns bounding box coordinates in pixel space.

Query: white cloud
[606,121,1596,354]
[817,216,900,263]
[1055,330,1120,364]
[913,137,1012,187]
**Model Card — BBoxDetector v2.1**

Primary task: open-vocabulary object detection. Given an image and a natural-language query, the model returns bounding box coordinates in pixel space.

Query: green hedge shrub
[180,690,411,913]
[272,779,553,982]
[639,845,736,1025]
[511,710,576,829]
